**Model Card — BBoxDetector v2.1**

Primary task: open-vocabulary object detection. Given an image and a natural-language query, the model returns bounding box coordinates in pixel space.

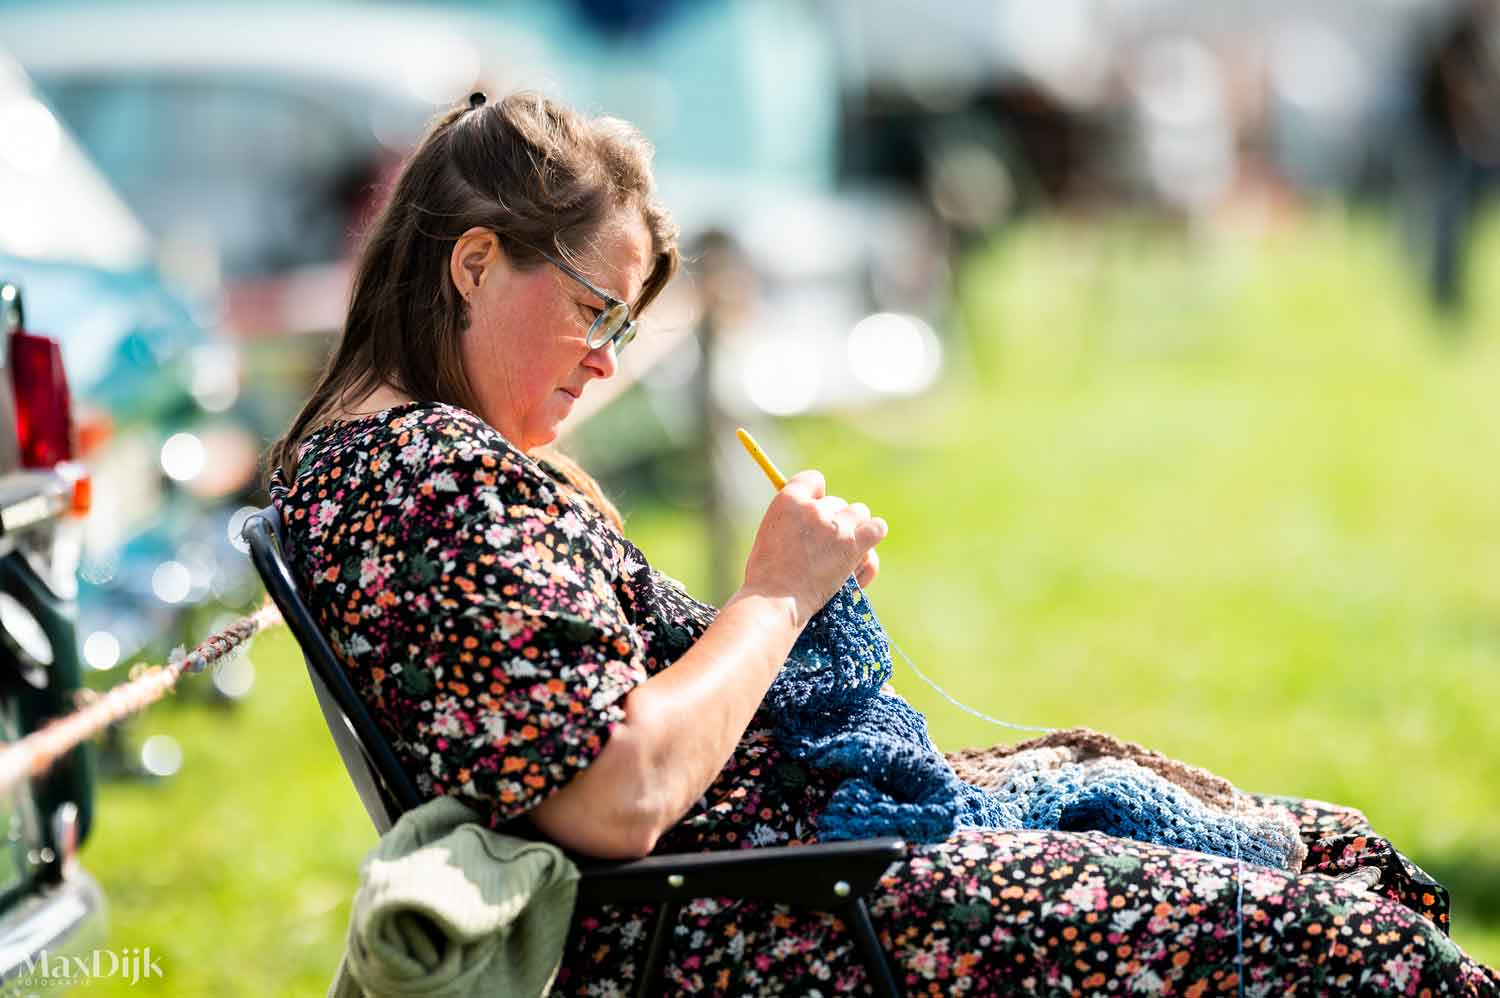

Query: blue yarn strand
[850,578,1249,990]
[854,580,1054,735]
[886,635,1056,735]
[1234,787,1246,998]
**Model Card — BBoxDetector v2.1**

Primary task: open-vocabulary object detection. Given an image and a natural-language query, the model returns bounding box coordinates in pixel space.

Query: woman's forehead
[571,212,651,300]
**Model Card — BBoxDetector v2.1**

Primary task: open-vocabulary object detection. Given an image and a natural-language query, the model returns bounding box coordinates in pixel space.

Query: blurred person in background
[1418,0,1500,315]
[265,92,1497,996]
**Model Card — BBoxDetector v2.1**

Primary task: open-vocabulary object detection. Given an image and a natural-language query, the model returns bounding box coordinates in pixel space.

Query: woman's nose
[584,341,617,379]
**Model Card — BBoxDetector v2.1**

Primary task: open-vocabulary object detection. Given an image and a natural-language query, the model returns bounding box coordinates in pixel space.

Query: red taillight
[70,471,92,517]
[74,406,112,457]
[9,328,75,468]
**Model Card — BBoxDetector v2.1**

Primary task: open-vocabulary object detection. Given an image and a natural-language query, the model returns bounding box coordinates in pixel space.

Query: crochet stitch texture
[764,580,1304,872]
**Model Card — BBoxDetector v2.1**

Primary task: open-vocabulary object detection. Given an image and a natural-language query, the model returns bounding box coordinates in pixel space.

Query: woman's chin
[512,394,577,452]
[551,390,580,421]
[526,420,563,452]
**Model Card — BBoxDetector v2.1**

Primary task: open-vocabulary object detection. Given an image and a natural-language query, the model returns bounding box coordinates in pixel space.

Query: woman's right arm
[526,469,887,859]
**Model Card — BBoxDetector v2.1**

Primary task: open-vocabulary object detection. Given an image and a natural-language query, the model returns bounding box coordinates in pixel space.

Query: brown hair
[266,91,679,528]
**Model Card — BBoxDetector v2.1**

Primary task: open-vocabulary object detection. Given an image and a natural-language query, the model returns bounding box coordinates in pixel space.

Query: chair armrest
[573,837,906,907]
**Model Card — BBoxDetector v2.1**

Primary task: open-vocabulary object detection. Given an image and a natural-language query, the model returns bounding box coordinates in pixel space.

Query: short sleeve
[388,421,648,823]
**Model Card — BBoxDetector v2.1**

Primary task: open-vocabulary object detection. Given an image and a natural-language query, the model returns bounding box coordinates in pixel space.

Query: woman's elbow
[531,785,665,860]
[587,811,665,860]
[525,720,671,859]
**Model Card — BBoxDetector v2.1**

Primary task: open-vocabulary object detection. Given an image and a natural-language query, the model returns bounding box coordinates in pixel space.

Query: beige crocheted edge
[944,727,1308,873]
[946,727,1233,804]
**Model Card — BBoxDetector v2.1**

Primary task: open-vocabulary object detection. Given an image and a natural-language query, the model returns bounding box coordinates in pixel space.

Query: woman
[269,92,1497,996]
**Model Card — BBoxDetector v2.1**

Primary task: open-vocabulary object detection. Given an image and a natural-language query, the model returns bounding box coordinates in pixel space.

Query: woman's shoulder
[279,400,563,530]
[367,400,512,456]
[300,400,543,482]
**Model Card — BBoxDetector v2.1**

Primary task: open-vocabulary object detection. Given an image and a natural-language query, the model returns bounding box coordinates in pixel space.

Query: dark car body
[0,284,106,984]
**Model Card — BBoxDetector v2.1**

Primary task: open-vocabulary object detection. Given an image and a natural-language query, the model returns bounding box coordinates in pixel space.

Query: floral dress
[273,401,1498,997]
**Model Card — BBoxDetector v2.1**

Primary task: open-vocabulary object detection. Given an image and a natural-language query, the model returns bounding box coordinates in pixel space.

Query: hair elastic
[468,91,487,110]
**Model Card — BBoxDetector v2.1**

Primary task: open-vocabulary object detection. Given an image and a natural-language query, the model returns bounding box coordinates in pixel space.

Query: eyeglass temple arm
[538,249,623,307]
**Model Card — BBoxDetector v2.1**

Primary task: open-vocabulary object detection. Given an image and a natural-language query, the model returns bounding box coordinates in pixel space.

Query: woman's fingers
[816,495,850,519]
[743,467,888,622]
[784,469,826,501]
[826,498,886,548]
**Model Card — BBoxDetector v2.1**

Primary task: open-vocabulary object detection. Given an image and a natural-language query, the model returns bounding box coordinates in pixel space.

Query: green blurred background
[76,213,1500,994]
[3,0,1499,992]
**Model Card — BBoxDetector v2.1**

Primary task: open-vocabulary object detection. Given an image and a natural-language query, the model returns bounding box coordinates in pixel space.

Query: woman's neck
[330,383,415,422]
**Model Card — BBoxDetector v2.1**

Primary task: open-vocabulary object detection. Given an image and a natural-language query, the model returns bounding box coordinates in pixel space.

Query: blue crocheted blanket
[763,580,1302,871]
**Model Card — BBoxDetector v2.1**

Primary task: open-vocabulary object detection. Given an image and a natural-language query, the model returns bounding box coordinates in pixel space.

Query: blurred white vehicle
[0,46,262,685]
[4,0,951,436]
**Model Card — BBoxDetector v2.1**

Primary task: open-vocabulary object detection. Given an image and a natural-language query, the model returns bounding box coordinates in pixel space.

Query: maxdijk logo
[18,948,163,987]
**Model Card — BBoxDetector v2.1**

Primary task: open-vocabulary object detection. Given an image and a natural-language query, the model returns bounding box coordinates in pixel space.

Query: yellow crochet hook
[736,427,788,491]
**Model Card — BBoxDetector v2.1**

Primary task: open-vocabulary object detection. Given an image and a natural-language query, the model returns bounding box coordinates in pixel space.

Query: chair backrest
[242,505,421,834]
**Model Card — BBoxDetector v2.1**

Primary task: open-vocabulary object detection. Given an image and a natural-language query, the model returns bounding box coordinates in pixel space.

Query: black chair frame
[243,506,905,998]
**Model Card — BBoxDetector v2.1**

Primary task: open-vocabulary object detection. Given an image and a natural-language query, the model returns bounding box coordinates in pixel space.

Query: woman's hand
[532,469,886,858]
[740,469,888,627]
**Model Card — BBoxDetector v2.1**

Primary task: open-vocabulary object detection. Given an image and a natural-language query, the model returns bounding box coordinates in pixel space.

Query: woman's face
[457,211,651,452]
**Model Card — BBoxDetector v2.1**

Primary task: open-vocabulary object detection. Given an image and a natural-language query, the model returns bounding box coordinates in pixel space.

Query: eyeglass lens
[589,301,634,352]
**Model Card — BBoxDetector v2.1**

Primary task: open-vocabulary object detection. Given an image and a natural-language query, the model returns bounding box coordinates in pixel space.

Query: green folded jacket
[330,796,579,998]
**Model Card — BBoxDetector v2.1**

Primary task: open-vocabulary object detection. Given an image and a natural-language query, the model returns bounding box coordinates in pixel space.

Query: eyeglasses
[534,249,638,355]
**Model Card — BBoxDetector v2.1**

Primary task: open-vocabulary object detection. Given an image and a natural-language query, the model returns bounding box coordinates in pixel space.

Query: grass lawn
[78,211,1500,994]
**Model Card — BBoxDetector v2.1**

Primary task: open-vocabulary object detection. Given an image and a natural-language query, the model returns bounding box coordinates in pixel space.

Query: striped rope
[0,602,283,797]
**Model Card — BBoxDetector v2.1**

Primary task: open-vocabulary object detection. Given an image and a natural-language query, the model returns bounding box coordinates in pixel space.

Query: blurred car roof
[0,1,534,102]
[2,0,928,411]
[3,0,842,202]
[0,45,208,400]
[0,50,150,272]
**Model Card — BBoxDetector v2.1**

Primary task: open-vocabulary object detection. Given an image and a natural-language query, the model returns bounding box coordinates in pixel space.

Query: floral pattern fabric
[274,402,1497,997]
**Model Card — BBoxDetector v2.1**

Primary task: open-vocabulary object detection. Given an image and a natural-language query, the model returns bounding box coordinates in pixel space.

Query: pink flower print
[1061,875,1107,913]
[358,556,391,590]
[397,440,427,467]
[909,946,939,978]
[557,510,587,539]
[1381,953,1420,993]
[309,499,342,536]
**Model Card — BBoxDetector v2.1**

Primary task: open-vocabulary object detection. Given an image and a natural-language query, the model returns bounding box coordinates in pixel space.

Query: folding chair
[242,506,906,998]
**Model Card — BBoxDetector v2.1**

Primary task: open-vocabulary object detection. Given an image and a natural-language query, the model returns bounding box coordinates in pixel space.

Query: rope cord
[0,603,283,798]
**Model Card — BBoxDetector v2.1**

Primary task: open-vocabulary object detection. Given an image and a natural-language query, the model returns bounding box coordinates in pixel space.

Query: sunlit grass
[78,210,1500,993]
[637,211,1500,968]
[78,626,367,996]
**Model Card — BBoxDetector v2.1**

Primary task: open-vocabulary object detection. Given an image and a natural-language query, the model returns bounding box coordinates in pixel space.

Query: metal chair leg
[635,899,681,998]
[846,897,902,998]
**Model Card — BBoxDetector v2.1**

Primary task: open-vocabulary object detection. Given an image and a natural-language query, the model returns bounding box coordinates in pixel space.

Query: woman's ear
[450,227,507,301]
